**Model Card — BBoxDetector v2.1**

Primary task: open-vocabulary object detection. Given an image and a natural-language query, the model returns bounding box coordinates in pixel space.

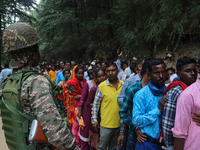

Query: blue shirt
[55,71,65,85]
[0,68,12,83]
[117,74,141,105]
[84,71,89,81]
[132,85,162,139]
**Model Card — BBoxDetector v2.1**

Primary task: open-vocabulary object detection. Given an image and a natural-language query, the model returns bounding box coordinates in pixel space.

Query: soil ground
[0,117,9,150]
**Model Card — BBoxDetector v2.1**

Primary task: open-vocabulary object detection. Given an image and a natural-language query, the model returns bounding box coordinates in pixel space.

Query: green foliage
[33,0,200,61]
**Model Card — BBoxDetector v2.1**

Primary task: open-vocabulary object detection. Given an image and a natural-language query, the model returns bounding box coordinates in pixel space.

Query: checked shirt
[119,80,142,138]
[162,85,183,147]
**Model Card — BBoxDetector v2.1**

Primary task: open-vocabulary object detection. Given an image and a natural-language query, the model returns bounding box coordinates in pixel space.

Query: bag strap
[1,71,38,121]
[1,96,35,121]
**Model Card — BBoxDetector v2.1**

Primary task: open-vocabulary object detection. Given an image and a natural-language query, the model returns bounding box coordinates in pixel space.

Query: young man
[166,67,175,80]
[55,61,64,80]
[124,56,138,79]
[92,62,123,150]
[162,57,197,150]
[119,58,153,150]
[56,61,71,85]
[118,61,128,81]
[117,58,145,105]
[132,58,167,150]
[172,60,200,149]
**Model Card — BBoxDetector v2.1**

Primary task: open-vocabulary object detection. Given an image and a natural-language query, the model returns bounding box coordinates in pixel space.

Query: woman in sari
[62,66,77,124]
[57,68,71,115]
[65,65,86,147]
[77,67,106,150]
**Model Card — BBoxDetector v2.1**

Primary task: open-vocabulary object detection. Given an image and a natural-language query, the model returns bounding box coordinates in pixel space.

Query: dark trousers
[135,141,161,150]
[126,133,137,150]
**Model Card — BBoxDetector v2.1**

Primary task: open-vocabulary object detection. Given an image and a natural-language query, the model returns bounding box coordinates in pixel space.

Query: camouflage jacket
[18,66,79,150]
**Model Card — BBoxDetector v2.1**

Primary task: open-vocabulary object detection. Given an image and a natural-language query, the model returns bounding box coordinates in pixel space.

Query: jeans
[135,141,161,150]
[98,126,120,150]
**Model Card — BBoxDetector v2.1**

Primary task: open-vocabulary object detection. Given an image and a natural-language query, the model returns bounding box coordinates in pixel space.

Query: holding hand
[117,49,123,58]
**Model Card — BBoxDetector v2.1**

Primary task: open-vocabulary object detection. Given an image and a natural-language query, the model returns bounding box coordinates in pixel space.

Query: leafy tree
[34,0,200,62]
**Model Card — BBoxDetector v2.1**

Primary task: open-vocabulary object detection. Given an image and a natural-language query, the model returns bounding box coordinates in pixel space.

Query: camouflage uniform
[9,62,79,150]
[2,22,79,150]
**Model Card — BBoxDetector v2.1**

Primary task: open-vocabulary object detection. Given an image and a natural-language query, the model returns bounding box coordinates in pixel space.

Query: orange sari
[63,65,77,127]
[63,65,85,147]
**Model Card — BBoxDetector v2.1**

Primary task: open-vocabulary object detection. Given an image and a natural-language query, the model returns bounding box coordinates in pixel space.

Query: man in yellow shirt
[48,64,57,82]
[92,62,124,150]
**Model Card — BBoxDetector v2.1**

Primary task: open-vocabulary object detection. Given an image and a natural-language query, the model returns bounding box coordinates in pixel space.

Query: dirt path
[0,118,9,150]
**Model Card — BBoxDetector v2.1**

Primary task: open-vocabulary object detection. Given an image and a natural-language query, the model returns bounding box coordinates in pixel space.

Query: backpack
[0,71,69,150]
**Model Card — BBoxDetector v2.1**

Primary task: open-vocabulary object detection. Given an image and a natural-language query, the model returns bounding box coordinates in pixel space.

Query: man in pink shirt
[172,78,200,150]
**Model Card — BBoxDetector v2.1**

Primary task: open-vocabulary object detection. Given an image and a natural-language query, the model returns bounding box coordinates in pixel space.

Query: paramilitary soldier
[0,22,79,150]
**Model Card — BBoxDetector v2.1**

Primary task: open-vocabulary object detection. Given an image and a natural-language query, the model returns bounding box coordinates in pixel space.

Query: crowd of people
[36,53,200,150]
[1,22,200,150]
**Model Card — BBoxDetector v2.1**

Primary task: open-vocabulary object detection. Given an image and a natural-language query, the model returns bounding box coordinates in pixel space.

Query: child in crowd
[48,64,57,82]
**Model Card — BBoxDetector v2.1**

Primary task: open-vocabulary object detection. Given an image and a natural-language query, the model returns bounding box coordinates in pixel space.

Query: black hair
[64,60,71,65]
[55,65,60,70]
[141,58,155,76]
[93,67,105,77]
[137,58,146,66]
[130,57,138,64]
[83,62,90,66]
[106,62,118,70]
[176,56,196,72]
[148,58,165,73]
[4,64,9,68]
[62,68,71,76]
[96,61,101,65]
[87,69,94,76]
[51,64,55,67]
[166,67,175,73]
[121,61,128,67]
[75,65,84,73]
[130,63,137,72]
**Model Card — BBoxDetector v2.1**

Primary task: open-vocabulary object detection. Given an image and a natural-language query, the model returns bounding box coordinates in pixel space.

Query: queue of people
[38,54,200,150]
[1,22,200,150]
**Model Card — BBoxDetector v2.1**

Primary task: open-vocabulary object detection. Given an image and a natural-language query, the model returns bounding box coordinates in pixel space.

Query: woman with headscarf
[65,65,86,147]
